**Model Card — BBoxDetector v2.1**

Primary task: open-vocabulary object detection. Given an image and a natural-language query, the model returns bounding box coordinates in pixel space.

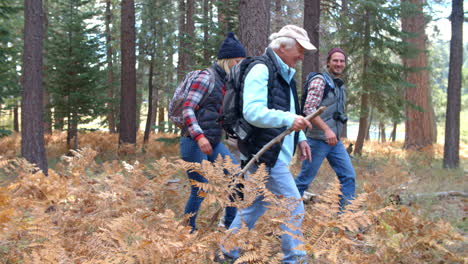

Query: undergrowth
[0,132,466,263]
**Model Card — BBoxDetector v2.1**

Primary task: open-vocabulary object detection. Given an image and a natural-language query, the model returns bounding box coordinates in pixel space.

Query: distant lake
[345,122,405,141]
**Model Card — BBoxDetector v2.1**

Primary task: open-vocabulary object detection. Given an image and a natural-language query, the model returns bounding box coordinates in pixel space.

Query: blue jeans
[223,160,307,264]
[180,136,238,232]
[295,138,355,207]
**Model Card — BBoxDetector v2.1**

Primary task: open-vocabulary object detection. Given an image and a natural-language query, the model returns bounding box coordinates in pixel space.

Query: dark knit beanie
[217,32,246,59]
[327,48,346,61]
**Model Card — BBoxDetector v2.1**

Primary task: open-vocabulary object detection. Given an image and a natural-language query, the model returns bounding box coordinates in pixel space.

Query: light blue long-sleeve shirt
[243,51,306,166]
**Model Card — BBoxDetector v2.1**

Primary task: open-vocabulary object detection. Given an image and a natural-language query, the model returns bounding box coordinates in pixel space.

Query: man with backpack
[178,32,246,233]
[217,25,316,264]
[295,48,356,208]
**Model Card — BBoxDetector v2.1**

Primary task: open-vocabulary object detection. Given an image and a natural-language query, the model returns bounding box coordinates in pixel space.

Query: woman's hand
[197,137,213,155]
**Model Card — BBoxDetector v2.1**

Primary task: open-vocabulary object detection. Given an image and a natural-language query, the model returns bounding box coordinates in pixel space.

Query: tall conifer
[46,0,105,149]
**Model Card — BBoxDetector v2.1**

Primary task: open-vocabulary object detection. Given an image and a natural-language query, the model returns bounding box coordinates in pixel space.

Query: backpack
[168,68,215,128]
[219,56,274,141]
[300,72,335,115]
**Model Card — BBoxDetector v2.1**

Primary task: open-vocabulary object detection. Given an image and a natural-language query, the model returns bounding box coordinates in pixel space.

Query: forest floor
[0,131,466,263]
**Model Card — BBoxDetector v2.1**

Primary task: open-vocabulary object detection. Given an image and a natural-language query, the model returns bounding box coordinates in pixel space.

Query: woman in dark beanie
[180,32,246,232]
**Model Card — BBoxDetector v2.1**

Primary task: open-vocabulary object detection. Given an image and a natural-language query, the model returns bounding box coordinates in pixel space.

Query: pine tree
[139,0,176,142]
[105,0,117,133]
[43,0,52,134]
[119,0,137,145]
[217,0,239,34]
[443,0,463,168]
[302,0,320,84]
[0,0,22,124]
[324,0,409,155]
[46,0,105,149]
[176,0,195,82]
[22,0,48,173]
[402,0,436,150]
[238,0,270,56]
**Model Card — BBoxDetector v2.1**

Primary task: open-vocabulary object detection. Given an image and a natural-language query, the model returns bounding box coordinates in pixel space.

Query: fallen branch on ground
[411,191,468,199]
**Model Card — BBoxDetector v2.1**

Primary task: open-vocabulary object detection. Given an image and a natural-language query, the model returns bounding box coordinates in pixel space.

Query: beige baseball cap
[272,25,317,51]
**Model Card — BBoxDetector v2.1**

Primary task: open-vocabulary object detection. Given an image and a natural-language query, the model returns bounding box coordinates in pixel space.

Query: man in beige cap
[216,25,316,264]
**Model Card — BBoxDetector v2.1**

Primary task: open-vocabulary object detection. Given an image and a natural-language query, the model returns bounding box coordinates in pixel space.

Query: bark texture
[238,0,270,56]
[402,0,434,150]
[22,0,48,173]
[119,0,137,145]
[443,0,463,168]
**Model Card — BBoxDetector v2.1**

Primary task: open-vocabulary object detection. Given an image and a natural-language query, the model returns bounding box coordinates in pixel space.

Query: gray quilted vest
[306,71,346,140]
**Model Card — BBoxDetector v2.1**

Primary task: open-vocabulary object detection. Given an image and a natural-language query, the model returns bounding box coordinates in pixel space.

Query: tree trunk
[43,0,52,134]
[302,0,320,85]
[339,0,349,140]
[203,0,210,63]
[105,0,116,133]
[166,38,175,133]
[67,112,79,150]
[379,120,386,143]
[353,9,371,156]
[112,36,120,133]
[135,37,145,134]
[185,0,195,67]
[119,0,137,145]
[365,108,373,141]
[151,33,159,133]
[175,0,193,78]
[217,0,229,33]
[402,0,434,150]
[21,0,48,174]
[66,111,72,147]
[177,0,188,82]
[158,106,165,132]
[390,121,397,142]
[341,101,349,139]
[151,99,158,132]
[443,0,463,169]
[272,0,285,32]
[136,73,143,133]
[13,105,19,132]
[143,54,155,144]
[150,85,158,132]
[238,0,270,56]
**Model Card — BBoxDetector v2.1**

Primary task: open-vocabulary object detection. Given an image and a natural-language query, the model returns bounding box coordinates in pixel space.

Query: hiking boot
[303,191,317,203]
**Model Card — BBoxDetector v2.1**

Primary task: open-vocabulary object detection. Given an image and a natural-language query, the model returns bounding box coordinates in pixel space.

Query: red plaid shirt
[182,70,222,141]
[303,77,326,116]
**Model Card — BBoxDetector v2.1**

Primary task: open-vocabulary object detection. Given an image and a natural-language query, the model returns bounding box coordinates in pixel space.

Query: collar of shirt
[272,51,296,83]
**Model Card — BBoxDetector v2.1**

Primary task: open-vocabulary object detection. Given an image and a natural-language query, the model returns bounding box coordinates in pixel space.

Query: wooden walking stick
[240,106,326,176]
[207,107,326,230]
